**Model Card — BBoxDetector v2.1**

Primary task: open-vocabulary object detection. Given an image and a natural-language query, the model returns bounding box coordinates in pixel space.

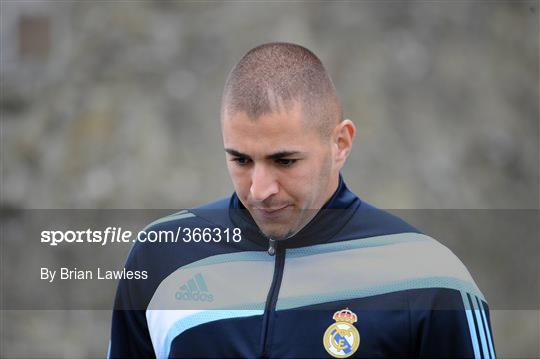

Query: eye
[232,157,252,166]
[276,159,297,167]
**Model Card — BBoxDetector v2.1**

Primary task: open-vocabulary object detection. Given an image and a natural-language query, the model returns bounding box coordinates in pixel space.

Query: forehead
[222,104,322,155]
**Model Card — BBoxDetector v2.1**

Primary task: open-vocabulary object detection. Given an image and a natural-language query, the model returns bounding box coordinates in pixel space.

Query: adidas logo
[175,273,214,302]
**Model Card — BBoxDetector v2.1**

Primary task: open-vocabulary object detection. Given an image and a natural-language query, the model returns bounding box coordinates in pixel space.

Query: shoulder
[139,196,231,235]
[119,197,237,306]
[337,199,421,240]
[334,199,485,300]
[126,196,234,272]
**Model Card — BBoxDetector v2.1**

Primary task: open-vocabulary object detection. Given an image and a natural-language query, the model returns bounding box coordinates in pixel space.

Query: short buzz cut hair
[221,42,343,137]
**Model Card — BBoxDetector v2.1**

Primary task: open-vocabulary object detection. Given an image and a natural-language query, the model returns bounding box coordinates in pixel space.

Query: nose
[250,164,279,202]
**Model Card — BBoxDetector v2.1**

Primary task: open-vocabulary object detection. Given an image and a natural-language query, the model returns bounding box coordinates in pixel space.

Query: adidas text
[175,291,214,302]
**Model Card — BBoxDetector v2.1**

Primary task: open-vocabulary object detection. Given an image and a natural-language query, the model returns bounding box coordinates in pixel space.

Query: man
[109,43,496,358]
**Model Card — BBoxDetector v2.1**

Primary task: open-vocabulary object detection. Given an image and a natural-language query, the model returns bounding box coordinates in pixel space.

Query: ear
[333,119,356,166]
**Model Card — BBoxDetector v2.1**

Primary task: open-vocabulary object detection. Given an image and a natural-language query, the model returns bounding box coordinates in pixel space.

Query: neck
[319,173,340,209]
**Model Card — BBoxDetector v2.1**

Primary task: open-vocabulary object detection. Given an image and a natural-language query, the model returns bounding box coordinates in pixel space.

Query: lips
[259,206,288,213]
[253,205,291,217]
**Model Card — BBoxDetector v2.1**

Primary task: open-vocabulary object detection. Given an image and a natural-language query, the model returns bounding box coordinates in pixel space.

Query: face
[222,102,354,240]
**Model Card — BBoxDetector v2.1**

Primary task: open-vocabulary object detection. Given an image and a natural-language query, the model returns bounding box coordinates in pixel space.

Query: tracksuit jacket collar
[229,175,361,249]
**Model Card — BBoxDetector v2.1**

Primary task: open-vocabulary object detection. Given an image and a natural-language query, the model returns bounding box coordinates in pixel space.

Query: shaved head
[221,42,343,138]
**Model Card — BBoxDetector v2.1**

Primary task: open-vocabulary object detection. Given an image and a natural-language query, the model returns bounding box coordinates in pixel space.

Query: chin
[259,226,295,240]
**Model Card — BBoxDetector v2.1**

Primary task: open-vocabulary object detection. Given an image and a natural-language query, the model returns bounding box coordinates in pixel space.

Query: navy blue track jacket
[109,178,496,358]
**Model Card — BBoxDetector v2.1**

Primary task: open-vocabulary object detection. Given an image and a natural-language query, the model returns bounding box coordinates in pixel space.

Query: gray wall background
[1,1,539,358]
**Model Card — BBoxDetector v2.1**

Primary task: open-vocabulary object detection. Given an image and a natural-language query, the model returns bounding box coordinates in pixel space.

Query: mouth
[253,205,292,218]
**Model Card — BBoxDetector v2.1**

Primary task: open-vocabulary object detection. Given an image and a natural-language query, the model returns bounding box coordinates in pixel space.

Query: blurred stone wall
[2,1,537,210]
[1,1,538,358]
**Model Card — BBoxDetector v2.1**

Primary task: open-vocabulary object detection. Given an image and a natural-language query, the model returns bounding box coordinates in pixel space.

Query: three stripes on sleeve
[461,291,496,359]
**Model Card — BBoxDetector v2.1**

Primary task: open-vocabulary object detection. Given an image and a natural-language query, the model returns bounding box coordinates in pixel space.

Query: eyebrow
[225,148,302,160]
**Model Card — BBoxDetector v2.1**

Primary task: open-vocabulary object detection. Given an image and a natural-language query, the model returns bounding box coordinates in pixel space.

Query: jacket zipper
[260,238,286,358]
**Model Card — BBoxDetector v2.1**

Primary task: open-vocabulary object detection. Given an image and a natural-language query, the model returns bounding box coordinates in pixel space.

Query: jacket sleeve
[108,245,155,358]
[410,288,496,358]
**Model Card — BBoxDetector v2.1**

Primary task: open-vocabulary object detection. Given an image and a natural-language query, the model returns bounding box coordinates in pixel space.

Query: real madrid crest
[323,308,360,358]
